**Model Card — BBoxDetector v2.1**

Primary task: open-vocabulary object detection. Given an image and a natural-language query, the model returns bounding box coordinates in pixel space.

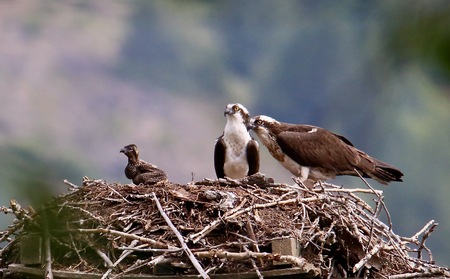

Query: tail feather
[369,159,404,185]
[356,151,404,185]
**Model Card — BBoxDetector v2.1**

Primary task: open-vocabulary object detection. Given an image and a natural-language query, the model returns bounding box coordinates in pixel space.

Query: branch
[353,244,385,273]
[189,198,248,243]
[72,228,174,249]
[152,193,210,279]
[194,250,320,276]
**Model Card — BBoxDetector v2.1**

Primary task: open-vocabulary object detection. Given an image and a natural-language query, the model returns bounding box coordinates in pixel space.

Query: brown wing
[137,160,160,173]
[276,128,359,172]
[214,136,226,178]
[134,169,168,185]
[246,139,259,175]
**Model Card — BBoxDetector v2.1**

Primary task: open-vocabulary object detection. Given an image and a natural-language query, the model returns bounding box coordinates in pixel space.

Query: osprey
[120,144,168,185]
[248,115,403,186]
[214,103,260,179]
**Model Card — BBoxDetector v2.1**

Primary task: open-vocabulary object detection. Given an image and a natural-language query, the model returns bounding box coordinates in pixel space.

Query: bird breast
[222,123,252,179]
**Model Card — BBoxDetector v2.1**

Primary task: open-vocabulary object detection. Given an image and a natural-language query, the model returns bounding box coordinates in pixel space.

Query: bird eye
[256,119,263,125]
[233,105,240,111]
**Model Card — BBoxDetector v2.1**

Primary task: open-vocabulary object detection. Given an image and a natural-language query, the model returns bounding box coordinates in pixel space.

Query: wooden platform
[7,264,313,279]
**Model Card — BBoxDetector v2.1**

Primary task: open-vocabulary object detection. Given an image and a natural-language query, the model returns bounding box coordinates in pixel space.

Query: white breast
[222,119,252,179]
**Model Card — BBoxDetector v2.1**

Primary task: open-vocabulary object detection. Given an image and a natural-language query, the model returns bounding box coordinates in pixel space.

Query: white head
[248,115,279,132]
[224,103,251,125]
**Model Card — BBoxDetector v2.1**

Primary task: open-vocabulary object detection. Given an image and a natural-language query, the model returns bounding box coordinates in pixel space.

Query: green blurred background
[1,0,449,265]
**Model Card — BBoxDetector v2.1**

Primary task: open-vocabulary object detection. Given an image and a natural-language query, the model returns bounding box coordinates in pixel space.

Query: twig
[401,220,435,244]
[194,250,320,276]
[107,184,131,204]
[313,187,383,195]
[244,246,263,279]
[42,211,53,279]
[189,198,248,243]
[73,228,174,249]
[353,244,384,273]
[101,240,144,279]
[152,192,210,279]
[63,179,81,189]
[417,222,438,261]
[94,248,114,268]
[388,270,449,279]
[112,255,165,279]
[118,246,183,253]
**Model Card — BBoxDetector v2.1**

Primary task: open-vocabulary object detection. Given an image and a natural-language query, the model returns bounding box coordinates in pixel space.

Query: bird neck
[224,116,249,135]
[128,155,139,165]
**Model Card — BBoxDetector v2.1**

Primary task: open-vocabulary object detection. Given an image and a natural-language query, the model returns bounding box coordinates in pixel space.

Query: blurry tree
[382,0,450,87]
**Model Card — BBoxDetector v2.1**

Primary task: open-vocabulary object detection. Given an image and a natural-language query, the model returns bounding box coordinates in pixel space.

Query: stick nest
[1,174,449,278]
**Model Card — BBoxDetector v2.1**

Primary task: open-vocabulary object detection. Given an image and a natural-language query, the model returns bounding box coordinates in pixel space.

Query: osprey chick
[214,103,260,179]
[249,115,403,186]
[120,144,168,186]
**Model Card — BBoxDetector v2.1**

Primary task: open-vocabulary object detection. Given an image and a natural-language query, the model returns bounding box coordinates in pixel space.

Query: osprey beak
[246,121,255,130]
[224,106,235,116]
[120,148,126,153]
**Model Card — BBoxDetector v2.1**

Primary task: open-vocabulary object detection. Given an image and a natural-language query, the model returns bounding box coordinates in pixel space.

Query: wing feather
[214,136,226,178]
[246,139,260,175]
[276,128,359,172]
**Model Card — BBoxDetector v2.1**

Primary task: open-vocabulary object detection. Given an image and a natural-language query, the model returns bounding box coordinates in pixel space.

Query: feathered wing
[276,126,403,184]
[276,128,359,173]
[214,136,226,178]
[134,169,168,185]
[246,139,260,175]
[134,160,168,185]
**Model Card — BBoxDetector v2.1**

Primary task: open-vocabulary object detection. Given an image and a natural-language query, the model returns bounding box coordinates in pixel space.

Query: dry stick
[246,220,260,253]
[151,192,210,279]
[313,187,383,195]
[417,222,438,261]
[62,204,104,222]
[244,246,264,279]
[189,197,248,243]
[112,255,165,279]
[191,195,322,244]
[400,220,435,244]
[118,246,183,253]
[107,184,131,204]
[388,270,449,279]
[94,247,114,268]
[354,169,393,254]
[193,250,320,276]
[101,240,142,279]
[42,210,53,279]
[353,244,384,273]
[74,228,174,249]
[63,179,81,189]
[354,169,395,231]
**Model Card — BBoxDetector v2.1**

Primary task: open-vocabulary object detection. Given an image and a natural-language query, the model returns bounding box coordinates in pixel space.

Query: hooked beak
[120,148,126,153]
[224,106,235,117]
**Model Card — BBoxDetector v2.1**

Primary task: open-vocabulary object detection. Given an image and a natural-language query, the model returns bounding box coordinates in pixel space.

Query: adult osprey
[120,144,168,185]
[248,115,403,186]
[214,103,260,179]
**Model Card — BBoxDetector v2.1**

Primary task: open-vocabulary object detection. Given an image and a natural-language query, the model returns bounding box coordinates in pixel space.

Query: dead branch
[152,192,210,279]
[73,228,174,249]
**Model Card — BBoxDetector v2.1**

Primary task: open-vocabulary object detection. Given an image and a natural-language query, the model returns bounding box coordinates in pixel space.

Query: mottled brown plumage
[249,115,403,185]
[120,144,168,186]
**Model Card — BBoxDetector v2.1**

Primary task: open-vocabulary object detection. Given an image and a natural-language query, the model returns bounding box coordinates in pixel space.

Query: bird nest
[0,174,449,278]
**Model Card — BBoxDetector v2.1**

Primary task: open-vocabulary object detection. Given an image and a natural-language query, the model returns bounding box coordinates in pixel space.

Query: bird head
[248,115,279,134]
[224,103,251,125]
[120,144,139,160]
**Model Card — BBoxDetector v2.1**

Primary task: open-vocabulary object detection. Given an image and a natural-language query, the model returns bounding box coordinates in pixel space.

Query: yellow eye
[256,119,263,125]
[233,105,240,111]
